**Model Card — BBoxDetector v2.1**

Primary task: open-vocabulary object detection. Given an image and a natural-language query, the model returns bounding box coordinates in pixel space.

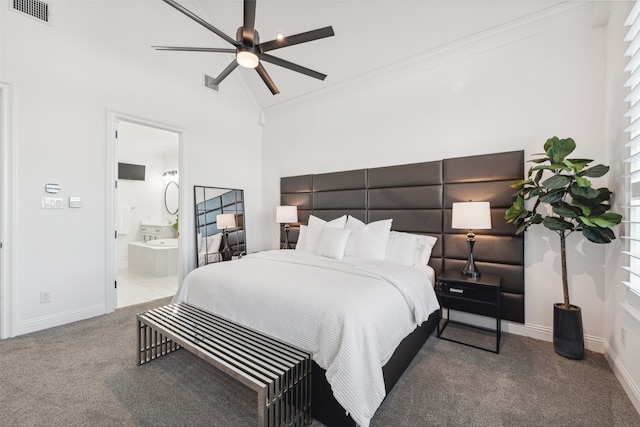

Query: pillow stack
[295,214,437,269]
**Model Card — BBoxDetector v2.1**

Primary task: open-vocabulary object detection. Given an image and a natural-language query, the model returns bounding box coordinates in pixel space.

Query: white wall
[261,3,609,346]
[116,147,176,263]
[0,1,263,336]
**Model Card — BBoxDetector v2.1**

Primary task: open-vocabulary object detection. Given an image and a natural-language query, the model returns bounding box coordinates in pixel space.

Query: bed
[175,248,440,427]
[176,151,525,426]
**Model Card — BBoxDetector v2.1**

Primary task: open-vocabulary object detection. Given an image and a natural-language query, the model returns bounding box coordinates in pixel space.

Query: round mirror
[164,181,179,215]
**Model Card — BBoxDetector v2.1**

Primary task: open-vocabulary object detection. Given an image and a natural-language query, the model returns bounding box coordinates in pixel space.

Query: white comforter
[174,250,440,427]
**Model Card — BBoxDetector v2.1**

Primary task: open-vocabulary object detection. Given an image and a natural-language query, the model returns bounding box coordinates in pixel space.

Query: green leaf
[528,156,550,164]
[543,174,572,190]
[546,137,576,164]
[569,183,599,199]
[581,164,609,178]
[571,199,591,216]
[564,158,592,172]
[579,216,597,227]
[575,175,591,188]
[589,213,623,228]
[543,216,574,231]
[552,204,580,218]
[582,227,613,243]
[532,163,570,173]
[539,189,565,204]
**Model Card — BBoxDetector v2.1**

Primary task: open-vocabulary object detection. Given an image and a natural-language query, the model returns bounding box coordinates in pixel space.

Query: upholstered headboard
[280,150,525,323]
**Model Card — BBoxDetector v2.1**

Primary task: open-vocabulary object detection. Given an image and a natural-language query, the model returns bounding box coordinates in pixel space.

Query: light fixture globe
[236,50,259,68]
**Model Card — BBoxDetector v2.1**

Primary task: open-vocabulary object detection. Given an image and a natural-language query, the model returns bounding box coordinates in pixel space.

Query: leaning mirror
[164,181,179,215]
[194,186,246,267]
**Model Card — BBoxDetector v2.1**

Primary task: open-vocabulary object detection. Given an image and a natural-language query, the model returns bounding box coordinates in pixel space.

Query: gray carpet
[0,297,638,427]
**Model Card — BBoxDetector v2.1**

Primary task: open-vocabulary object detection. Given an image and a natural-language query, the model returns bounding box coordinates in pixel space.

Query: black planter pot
[553,303,584,360]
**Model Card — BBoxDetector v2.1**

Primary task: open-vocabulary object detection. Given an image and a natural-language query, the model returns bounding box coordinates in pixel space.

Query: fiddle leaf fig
[504,136,621,308]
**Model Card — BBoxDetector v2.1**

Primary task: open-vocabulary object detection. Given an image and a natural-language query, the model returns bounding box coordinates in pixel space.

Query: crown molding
[262,2,590,120]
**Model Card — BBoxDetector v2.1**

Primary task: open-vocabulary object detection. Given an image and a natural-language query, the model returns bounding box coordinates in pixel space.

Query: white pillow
[317,228,351,260]
[344,217,393,260]
[385,231,419,267]
[414,234,438,266]
[295,225,308,251]
[202,233,223,254]
[197,232,203,252]
[305,214,347,253]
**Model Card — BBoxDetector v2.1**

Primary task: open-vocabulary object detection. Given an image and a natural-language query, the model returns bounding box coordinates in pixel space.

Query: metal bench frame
[137,303,312,427]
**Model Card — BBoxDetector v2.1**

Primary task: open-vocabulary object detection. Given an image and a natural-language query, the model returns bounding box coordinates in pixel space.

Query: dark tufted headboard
[280,150,525,323]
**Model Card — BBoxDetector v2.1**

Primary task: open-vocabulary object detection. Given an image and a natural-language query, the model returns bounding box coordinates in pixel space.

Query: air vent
[12,0,49,23]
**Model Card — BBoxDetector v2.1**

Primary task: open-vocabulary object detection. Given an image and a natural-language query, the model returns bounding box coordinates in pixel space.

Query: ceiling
[178,0,567,111]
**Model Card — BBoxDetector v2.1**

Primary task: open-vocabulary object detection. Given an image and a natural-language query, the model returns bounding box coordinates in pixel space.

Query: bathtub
[146,238,179,247]
[128,239,179,277]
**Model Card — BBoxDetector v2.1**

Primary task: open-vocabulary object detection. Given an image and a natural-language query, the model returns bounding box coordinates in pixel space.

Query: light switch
[69,197,82,208]
[42,197,63,209]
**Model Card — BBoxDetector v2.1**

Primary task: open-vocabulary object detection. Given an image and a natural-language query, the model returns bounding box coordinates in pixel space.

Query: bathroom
[116,120,180,308]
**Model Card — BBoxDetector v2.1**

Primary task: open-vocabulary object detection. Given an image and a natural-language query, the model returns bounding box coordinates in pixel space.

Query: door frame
[0,82,16,338]
[105,110,190,312]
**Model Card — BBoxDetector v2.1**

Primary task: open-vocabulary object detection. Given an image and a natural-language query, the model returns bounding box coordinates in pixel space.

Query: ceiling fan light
[236,51,259,68]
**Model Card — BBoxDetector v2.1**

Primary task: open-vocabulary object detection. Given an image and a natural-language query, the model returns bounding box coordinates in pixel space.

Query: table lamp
[216,213,236,261]
[451,201,492,278]
[276,206,298,249]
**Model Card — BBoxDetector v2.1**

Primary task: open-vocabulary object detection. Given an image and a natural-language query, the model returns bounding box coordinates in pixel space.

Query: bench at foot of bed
[137,302,312,427]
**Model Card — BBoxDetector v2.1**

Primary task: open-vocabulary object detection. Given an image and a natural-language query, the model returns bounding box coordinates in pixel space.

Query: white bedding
[174,250,440,427]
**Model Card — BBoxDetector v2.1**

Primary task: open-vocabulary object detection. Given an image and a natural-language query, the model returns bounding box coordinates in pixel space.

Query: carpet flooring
[1,297,638,426]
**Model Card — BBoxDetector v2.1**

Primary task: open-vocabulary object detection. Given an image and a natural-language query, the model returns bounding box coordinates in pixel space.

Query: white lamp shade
[451,201,492,230]
[276,205,298,224]
[216,213,236,230]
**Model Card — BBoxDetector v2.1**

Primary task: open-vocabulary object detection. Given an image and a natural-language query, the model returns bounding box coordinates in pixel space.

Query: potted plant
[505,137,622,359]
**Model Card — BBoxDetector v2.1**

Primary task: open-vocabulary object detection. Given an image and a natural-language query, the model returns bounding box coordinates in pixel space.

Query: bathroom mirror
[194,186,246,267]
[164,181,179,215]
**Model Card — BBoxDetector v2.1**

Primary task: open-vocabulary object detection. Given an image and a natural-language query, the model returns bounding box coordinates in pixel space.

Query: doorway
[106,111,188,313]
[116,121,180,307]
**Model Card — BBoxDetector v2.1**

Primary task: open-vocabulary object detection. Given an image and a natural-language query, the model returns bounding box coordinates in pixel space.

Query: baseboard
[449,311,604,353]
[604,339,640,414]
[15,304,106,336]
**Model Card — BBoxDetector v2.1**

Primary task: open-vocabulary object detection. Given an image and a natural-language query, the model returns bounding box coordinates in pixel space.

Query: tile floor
[116,262,179,308]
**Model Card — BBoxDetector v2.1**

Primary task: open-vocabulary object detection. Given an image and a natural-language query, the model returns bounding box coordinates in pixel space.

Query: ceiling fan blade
[255,64,280,95]
[207,60,240,90]
[153,46,237,53]
[260,54,327,81]
[243,0,257,44]
[258,26,334,53]
[162,0,240,48]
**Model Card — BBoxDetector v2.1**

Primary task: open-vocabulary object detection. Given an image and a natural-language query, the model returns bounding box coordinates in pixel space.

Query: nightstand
[436,269,501,353]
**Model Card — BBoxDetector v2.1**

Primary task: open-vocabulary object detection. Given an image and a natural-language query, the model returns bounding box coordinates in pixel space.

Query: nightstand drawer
[438,282,500,318]
[440,282,496,304]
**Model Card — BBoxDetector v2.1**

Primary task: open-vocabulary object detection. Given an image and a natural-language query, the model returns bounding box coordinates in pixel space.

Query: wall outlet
[621,326,626,346]
[40,290,51,304]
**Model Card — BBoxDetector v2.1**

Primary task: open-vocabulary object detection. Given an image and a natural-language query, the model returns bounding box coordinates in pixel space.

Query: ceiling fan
[154,0,335,95]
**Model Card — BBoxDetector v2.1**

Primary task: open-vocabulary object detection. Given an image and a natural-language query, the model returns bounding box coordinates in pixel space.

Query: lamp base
[461,231,480,278]
[282,224,291,250]
[221,230,232,261]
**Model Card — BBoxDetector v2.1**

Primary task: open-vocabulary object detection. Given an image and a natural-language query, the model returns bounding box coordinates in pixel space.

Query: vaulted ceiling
[162,1,567,111]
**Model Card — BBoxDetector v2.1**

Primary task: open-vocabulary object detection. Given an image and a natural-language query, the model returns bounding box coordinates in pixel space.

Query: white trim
[105,110,190,313]
[604,339,640,414]
[0,82,16,339]
[450,311,605,353]
[263,2,588,119]
[15,304,106,336]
